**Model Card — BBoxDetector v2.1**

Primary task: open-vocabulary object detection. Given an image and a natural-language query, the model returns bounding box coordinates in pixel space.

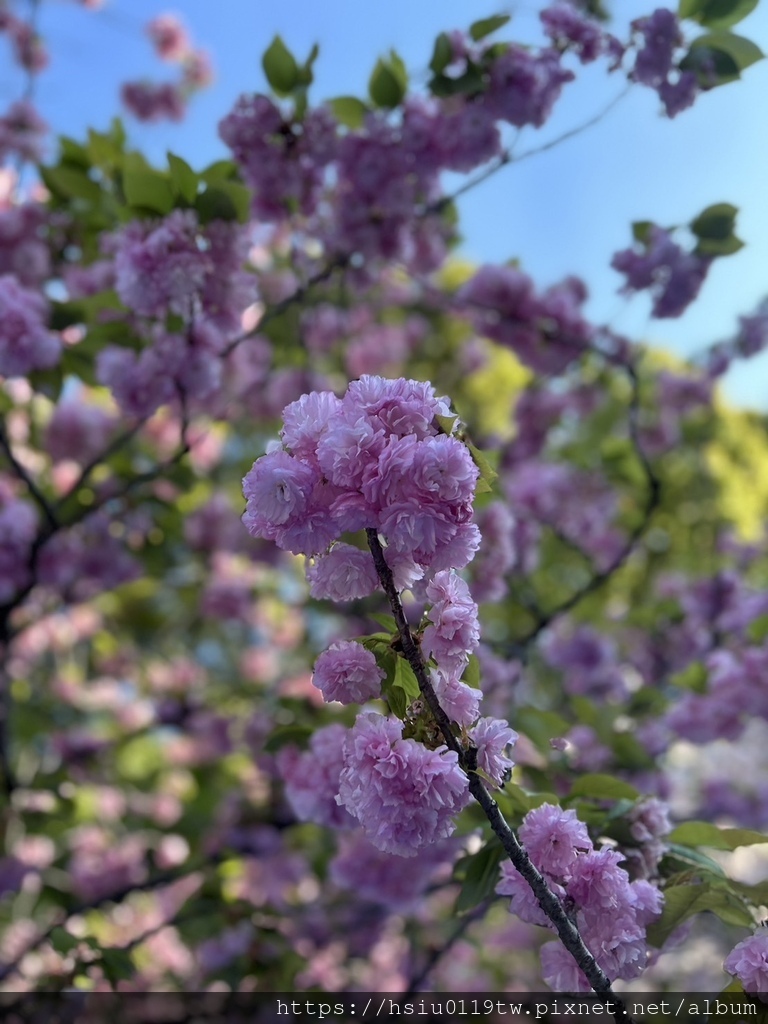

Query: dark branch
[365,528,634,1024]
[508,354,661,653]
[0,420,58,533]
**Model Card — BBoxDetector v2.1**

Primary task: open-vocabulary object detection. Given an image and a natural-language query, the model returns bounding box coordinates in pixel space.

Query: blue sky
[3,0,768,409]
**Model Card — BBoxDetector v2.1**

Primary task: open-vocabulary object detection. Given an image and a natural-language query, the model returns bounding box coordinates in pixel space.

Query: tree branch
[365,528,634,1024]
[508,353,661,653]
[0,419,58,533]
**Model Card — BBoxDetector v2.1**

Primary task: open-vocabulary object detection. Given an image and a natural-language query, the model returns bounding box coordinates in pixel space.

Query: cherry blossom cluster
[0,100,47,167]
[0,479,37,603]
[242,375,480,579]
[612,225,712,319]
[496,803,663,989]
[724,931,768,1001]
[630,8,699,118]
[90,211,256,417]
[0,272,60,378]
[458,265,595,375]
[0,7,48,74]
[0,199,49,287]
[121,13,213,124]
[109,210,255,333]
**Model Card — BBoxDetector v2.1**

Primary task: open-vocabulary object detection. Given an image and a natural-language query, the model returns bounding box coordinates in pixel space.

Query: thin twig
[54,419,147,515]
[428,84,631,216]
[0,857,216,984]
[511,84,632,167]
[405,898,490,994]
[221,256,350,358]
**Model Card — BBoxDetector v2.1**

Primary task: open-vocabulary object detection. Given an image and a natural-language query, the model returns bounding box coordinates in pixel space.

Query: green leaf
[50,926,81,955]
[195,181,251,224]
[262,35,299,95]
[167,152,198,204]
[699,28,764,68]
[28,365,64,400]
[514,706,569,749]
[393,656,421,704]
[729,879,768,905]
[329,96,369,129]
[430,32,453,74]
[692,200,745,254]
[200,159,239,184]
[369,613,397,633]
[646,882,753,946]
[669,660,708,693]
[100,947,135,983]
[454,840,504,912]
[467,441,498,490]
[670,821,768,850]
[429,67,485,99]
[462,653,481,689]
[435,413,458,435]
[296,42,320,87]
[569,774,639,801]
[469,14,511,41]
[679,0,759,29]
[497,783,560,818]
[58,136,90,168]
[379,651,405,717]
[41,165,102,203]
[116,735,165,782]
[682,30,763,87]
[123,170,174,215]
[663,842,728,877]
[263,725,314,753]
[632,220,654,245]
[369,57,407,108]
[691,202,738,241]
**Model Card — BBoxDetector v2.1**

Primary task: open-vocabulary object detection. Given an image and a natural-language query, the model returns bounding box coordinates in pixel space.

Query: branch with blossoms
[241,375,663,1016]
[364,527,628,1013]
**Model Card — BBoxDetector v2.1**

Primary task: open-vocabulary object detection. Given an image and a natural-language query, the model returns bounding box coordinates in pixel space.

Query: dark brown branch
[221,256,350,358]
[54,419,147,515]
[0,420,58,533]
[365,528,634,1024]
[508,355,661,653]
[405,898,490,994]
[0,856,218,984]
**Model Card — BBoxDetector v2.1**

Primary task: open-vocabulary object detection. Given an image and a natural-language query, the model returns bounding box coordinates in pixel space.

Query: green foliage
[429,32,453,75]
[194,180,251,223]
[167,152,198,204]
[122,169,174,215]
[690,202,744,256]
[329,96,369,129]
[453,839,505,912]
[681,30,764,87]
[262,35,300,95]
[567,774,639,802]
[469,14,512,41]
[369,52,408,108]
[669,821,768,849]
[679,0,760,29]
[647,883,754,946]
[466,440,498,494]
